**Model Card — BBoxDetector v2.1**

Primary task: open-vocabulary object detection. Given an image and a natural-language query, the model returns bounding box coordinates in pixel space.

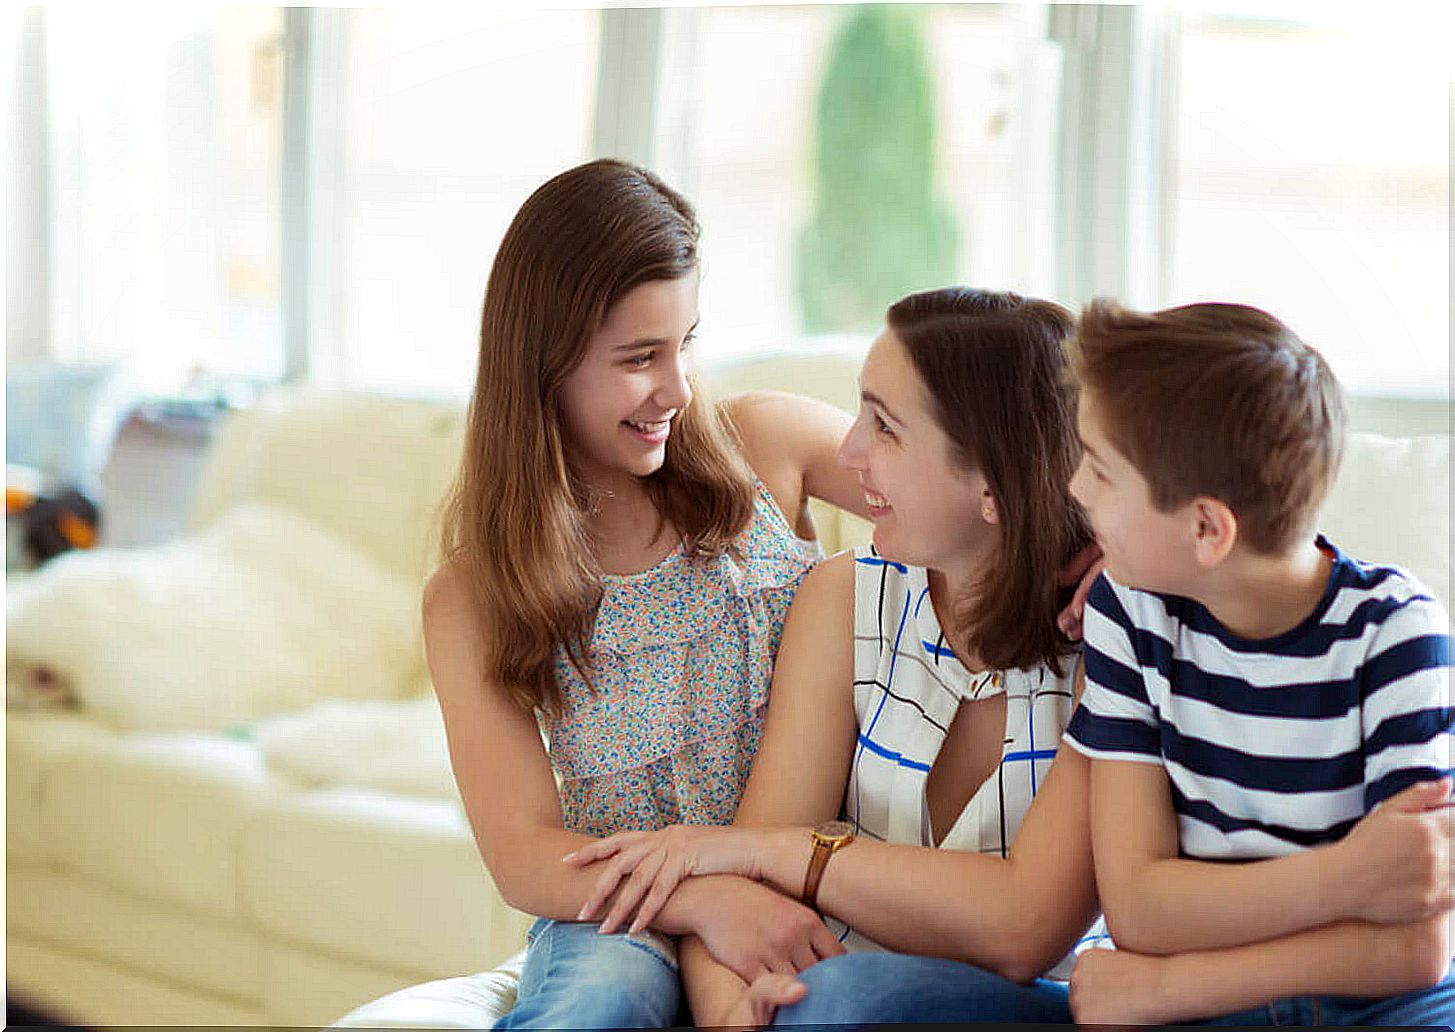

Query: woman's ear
[980,487,999,526]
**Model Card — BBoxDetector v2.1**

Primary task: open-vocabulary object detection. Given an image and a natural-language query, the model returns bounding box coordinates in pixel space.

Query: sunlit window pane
[1171,9,1449,397]
[333,8,599,394]
[677,3,1058,367]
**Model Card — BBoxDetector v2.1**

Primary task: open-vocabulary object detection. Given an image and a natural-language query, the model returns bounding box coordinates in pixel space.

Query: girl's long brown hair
[888,287,1093,675]
[439,160,755,714]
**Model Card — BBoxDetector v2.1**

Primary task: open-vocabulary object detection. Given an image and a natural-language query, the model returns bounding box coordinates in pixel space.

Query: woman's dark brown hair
[438,159,755,715]
[887,287,1093,674]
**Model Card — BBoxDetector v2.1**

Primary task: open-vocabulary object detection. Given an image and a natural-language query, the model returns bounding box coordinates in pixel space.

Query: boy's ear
[1190,497,1237,567]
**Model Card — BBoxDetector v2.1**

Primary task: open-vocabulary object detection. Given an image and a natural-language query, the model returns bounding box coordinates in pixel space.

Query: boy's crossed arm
[1087,758,1451,956]
[1079,758,1451,1023]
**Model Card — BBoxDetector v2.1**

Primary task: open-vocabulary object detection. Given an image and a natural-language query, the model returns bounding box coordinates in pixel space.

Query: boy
[1062,300,1453,1025]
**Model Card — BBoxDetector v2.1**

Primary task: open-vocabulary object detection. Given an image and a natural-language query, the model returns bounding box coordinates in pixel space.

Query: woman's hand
[704,972,807,1031]
[1056,543,1104,640]
[563,824,770,934]
[1336,777,1453,925]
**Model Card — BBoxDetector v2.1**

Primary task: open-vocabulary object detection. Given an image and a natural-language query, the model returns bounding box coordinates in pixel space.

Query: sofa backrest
[186,386,466,585]
[186,365,1450,613]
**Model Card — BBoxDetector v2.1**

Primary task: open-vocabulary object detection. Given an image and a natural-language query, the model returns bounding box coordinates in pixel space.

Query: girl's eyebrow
[860,389,904,427]
[612,319,700,351]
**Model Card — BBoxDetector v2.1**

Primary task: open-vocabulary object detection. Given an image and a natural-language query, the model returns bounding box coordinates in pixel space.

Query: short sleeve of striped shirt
[1361,590,1453,812]
[1064,574,1163,765]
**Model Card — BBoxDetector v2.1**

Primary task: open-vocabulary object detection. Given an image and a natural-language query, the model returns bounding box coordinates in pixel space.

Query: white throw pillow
[6,503,420,732]
[253,695,460,801]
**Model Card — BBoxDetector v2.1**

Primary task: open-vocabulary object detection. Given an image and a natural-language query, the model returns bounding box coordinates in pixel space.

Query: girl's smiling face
[558,272,698,494]
[837,329,999,576]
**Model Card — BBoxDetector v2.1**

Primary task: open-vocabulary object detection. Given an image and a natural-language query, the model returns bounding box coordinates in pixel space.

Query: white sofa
[3,355,873,1028]
[6,351,1449,1028]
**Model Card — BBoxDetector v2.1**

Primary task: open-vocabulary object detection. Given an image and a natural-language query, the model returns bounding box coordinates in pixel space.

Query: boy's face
[1070,390,1198,593]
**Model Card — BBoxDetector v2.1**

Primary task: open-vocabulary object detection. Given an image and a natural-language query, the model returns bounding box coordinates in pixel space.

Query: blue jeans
[494,918,682,1029]
[1196,963,1455,1027]
[770,951,1072,1027]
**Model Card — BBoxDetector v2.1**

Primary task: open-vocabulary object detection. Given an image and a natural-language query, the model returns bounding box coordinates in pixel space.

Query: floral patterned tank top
[540,483,819,837]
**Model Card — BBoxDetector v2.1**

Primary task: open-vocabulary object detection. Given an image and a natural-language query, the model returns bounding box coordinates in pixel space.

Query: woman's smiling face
[836,329,999,573]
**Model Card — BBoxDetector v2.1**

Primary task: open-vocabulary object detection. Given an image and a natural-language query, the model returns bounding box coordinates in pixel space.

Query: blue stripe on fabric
[922,639,956,659]
[1028,687,1039,796]
[851,580,916,833]
[1083,646,1149,705]
[855,555,909,574]
[1365,707,1455,757]
[1160,721,1363,793]
[1151,590,1435,658]
[1363,635,1452,699]
[1003,748,1058,765]
[1170,783,1358,849]
[1065,709,1160,758]
[1091,632,1447,724]
[1366,767,1455,810]
[1153,660,1360,720]
[855,732,931,772]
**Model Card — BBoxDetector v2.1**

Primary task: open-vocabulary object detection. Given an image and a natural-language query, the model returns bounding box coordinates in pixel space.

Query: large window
[14,3,1450,408]
[1169,7,1449,397]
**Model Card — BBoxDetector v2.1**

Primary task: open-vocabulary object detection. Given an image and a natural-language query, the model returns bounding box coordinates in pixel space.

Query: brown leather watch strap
[801,839,833,909]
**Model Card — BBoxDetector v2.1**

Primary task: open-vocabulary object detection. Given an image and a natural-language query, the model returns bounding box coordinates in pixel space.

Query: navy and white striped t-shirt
[1064,537,1452,860]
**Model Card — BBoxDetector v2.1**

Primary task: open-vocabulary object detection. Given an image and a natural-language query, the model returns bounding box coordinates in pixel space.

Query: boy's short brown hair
[1070,300,1347,555]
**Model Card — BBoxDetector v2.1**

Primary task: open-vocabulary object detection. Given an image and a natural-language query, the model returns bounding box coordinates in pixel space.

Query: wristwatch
[800,819,855,910]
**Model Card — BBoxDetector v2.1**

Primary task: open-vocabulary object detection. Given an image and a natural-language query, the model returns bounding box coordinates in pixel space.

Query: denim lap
[494,918,681,1030]
[771,951,1072,1028]
[1197,964,1454,1028]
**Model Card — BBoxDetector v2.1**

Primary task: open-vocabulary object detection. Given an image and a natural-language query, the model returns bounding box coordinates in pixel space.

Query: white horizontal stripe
[1178,817,1303,860]
[1159,692,1363,760]
[1165,626,1377,688]
[1367,741,1452,782]
[1364,666,1452,731]
[1060,736,1165,765]
[1079,682,1157,726]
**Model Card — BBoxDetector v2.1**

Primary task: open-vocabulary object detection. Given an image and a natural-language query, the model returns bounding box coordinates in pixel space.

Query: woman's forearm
[753,828,1094,983]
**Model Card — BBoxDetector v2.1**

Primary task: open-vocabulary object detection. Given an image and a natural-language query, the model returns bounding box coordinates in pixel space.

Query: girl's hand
[563,824,767,934]
[1338,777,1453,925]
[1056,543,1104,640]
[693,877,845,982]
[706,972,807,1031]
[1069,947,1178,1026]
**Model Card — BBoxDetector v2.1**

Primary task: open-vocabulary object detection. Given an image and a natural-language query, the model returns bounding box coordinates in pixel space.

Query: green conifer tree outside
[796,4,960,334]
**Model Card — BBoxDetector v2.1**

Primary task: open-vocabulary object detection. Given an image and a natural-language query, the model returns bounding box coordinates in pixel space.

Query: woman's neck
[925,545,997,673]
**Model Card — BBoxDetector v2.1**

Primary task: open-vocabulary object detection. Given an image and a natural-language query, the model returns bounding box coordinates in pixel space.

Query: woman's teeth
[865,490,890,509]
[626,419,669,433]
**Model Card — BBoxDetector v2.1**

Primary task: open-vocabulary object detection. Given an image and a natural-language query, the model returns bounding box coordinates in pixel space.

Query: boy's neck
[1189,538,1333,642]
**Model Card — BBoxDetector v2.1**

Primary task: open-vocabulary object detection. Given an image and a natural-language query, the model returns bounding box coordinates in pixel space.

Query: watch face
[815,819,854,842]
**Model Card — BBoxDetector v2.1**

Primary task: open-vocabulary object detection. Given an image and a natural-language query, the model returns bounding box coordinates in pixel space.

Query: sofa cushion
[1319,432,1450,609]
[6,712,112,863]
[41,733,286,918]
[7,865,265,1004]
[240,787,533,978]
